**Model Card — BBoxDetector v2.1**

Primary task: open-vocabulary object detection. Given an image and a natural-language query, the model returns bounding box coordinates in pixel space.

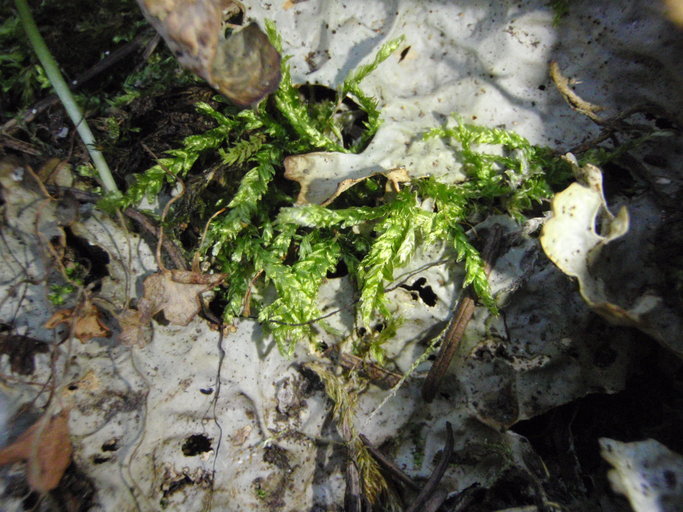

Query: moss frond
[259,230,341,355]
[425,117,571,220]
[264,19,347,153]
[276,203,384,229]
[341,36,405,151]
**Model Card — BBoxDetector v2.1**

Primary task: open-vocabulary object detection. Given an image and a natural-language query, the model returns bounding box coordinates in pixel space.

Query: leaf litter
[0,410,72,493]
[44,300,111,344]
[118,269,226,347]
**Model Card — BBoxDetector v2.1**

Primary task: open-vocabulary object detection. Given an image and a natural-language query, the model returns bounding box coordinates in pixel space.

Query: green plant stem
[14,0,119,194]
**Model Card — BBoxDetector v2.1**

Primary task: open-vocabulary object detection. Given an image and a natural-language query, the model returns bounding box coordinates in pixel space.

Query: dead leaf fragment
[320,167,411,206]
[119,270,226,347]
[140,270,226,325]
[540,157,636,325]
[284,152,410,205]
[136,0,280,106]
[0,410,72,493]
[211,23,282,107]
[45,301,111,343]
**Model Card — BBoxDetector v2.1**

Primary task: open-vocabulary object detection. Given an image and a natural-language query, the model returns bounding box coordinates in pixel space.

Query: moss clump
[102,23,571,357]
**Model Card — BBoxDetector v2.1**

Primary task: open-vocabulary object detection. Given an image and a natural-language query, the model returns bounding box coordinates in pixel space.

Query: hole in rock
[64,228,111,291]
[101,439,118,452]
[400,277,438,306]
[223,7,244,28]
[182,434,212,456]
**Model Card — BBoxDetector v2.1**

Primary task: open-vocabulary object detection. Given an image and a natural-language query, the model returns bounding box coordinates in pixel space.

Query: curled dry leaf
[136,0,281,106]
[0,409,72,493]
[44,301,111,343]
[119,270,226,347]
[541,157,683,356]
[540,157,631,320]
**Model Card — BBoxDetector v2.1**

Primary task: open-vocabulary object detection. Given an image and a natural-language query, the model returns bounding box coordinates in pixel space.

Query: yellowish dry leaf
[44,301,111,343]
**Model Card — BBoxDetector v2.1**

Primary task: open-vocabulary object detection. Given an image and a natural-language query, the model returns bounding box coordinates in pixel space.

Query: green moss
[99,23,571,358]
[547,0,570,26]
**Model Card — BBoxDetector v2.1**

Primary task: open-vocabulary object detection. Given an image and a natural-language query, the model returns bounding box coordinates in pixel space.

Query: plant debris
[44,301,111,344]
[0,333,49,375]
[119,269,226,347]
[541,155,683,357]
[136,0,281,106]
[0,409,72,493]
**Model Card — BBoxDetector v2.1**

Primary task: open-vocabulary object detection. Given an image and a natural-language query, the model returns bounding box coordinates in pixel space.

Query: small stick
[421,225,502,402]
[241,269,263,317]
[549,61,605,124]
[359,434,419,491]
[1,32,151,136]
[325,345,403,390]
[404,422,454,512]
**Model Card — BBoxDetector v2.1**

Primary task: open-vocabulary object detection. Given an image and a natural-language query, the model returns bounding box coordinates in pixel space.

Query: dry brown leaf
[118,308,151,348]
[140,270,226,325]
[0,410,72,493]
[44,302,111,343]
[119,270,226,347]
[136,0,281,106]
[319,168,410,206]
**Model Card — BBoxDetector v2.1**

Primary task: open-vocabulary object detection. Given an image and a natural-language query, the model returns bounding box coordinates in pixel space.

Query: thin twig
[14,0,119,193]
[421,225,503,403]
[1,32,152,136]
[156,178,186,272]
[241,269,263,317]
[359,434,419,491]
[549,61,604,123]
[194,207,226,271]
[404,422,454,512]
[327,346,403,390]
